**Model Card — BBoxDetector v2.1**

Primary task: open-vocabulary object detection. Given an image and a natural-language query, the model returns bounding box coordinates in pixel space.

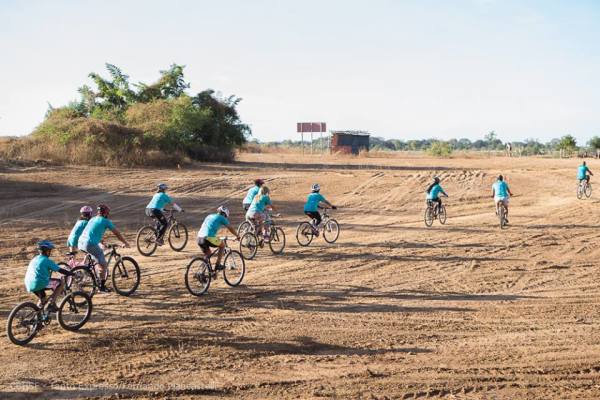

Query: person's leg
[151,209,168,241]
[87,243,109,291]
[47,278,64,307]
[216,242,226,266]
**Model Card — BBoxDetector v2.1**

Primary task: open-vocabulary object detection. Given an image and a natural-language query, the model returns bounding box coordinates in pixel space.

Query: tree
[556,135,577,151]
[588,136,600,150]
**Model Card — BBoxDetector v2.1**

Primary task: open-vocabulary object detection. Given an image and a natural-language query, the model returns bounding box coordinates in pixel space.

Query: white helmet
[217,205,230,218]
[311,183,320,192]
[80,205,93,215]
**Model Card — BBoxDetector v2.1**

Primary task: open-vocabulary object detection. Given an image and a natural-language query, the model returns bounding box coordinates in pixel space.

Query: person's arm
[491,188,496,198]
[171,202,183,212]
[589,169,594,176]
[111,228,130,247]
[441,188,448,197]
[226,224,240,240]
[508,187,514,196]
[50,260,73,276]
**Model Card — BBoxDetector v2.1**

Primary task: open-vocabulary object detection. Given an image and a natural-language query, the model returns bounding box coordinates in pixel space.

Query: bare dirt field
[2,153,600,399]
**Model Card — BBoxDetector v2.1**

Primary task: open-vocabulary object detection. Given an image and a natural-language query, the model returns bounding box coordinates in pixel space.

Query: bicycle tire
[577,184,583,199]
[296,222,314,246]
[112,256,140,296]
[585,183,592,198]
[439,205,447,225]
[136,225,158,256]
[57,291,93,331]
[168,222,188,252]
[499,206,506,229]
[69,266,97,298]
[237,220,253,236]
[6,302,40,346]
[240,232,258,260]
[184,257,212,296]
[323,219,340,243]
[268,227,286,254]
[223,250,246,287]
[424,207,434,227]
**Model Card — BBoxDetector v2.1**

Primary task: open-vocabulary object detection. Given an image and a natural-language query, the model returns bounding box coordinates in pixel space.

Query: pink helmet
[80,205,93,214]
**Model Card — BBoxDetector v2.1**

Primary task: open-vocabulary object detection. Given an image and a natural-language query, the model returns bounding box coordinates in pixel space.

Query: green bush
[427,141,453,157]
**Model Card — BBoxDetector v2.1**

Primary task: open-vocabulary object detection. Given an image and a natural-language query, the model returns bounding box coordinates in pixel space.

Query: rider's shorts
[197,236,221,252]
[79,241,107,266]
[494,197,509,206]
[246,210,265,220]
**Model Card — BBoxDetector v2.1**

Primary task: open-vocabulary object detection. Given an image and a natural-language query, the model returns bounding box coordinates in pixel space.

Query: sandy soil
[1,153,600,399]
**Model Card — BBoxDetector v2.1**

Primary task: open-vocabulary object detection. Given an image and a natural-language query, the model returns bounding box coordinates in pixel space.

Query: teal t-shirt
[304,192,326,212]
[198,213,229,238]
[67,219,88,247]
[493,181,509,198]
[78,216,115,246]
[426,184,445,200]
[24,255,60,292]
[243,186,260,205]
[249,194,272,213]
[578,165,590,180]
[147,192,172,210]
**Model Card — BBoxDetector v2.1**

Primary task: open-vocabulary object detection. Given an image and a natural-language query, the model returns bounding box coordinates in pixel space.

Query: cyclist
[24,240,73,312]
[67,205,93,253]
[246,186,276,241]
[577,161,593,184]
[243,179,264,211]
[145,183,183,245]
[304,184,336,235]
[492,175,514,223]
[78,204,130,292]
[425,177,448,214]
[197,206,239,270]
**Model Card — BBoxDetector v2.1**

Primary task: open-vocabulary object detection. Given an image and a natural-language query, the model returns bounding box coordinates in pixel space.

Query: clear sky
[1,0,599,144]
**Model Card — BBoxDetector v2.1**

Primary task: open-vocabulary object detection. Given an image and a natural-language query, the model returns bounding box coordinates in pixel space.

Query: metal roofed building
[330,130,370,155]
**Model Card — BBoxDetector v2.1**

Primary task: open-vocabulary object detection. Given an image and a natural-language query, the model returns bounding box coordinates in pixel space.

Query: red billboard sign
[297,122,327,133]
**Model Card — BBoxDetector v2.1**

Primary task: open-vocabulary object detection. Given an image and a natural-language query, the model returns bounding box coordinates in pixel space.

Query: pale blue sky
[1,0,599,143]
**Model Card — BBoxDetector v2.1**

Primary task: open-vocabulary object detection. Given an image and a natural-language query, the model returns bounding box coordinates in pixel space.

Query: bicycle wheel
[268,227,286,254]
[323,219,340,243]
[69,266,97,298]
[585,183,592,198]
[240,232,258,260]
[237,220,253,236]
[296,222,315,246]
[57,291,92,331]
[6,302,40,346]
[136,225,158,256]
[184,257,211,296]
[438,205,447,225]
[168,222,188,252]
[499,206,506,229]
[112,256,141,296]
[424,207,434,227]
[223,250,246,287]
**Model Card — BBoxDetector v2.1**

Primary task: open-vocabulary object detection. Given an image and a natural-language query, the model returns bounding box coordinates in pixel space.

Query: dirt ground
[1,152,600,399]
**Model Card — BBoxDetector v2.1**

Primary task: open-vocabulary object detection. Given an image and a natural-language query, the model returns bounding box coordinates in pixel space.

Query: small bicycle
[66,244,141,297]
[577,179,592,199]
[296,207,340,247]
[424,200,447,227]
[136,209,188,256]
[184,237,245,297]
[6,278,92,346]
[239,213,286,260]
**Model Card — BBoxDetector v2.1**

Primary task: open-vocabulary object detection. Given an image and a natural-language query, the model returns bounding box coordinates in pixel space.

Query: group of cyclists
[19,161,593,333]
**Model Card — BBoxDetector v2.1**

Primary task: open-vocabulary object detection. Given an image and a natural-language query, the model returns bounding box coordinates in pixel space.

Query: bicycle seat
[65,251,76,257]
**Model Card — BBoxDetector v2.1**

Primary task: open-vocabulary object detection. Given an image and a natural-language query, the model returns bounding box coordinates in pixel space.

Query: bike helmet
[37,240,55,251]
[157,183,168,191]
[80,205,93,216]
[434,177,440,183]
[254,178,264,186]
[497,175,503,181]
[311,183,320,192]
[97,204,110,217]
[217,205,230,218]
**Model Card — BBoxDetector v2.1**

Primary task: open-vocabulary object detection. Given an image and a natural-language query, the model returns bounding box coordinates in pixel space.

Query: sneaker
[156,238,164,246]
[215,264,225,271]
[99,285,112,293]
[47,303,59,313]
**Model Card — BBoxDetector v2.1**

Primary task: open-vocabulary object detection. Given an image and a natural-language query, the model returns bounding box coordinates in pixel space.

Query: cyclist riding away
[425,177,448,212]
[492,175,514,224]
[246,186,276,241]
[145,183,183,245]
[24,240,73,312]
[67,205,93,253]
[243,179,264,211]
[304,184,336,235]
[197,206,239,270]
[578,161,593,184]
[78,204,130,292]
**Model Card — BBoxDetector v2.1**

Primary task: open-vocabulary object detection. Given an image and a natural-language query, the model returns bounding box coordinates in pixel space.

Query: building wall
[331,133,369,155]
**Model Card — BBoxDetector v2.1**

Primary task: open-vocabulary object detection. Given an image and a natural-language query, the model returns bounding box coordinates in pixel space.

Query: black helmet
[498,175,503,181]
[434,177,440,183]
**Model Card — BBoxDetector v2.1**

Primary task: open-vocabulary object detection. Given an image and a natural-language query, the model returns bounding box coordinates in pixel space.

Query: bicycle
[424,200,447,227]
[66,244,140,297]
[184,237,245,296]
[497,201,509,229]
[296,207,340,247]
[577,179,592,199]
[6,278,93,346]
[136,209,188,256]
[239,213,286,260]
